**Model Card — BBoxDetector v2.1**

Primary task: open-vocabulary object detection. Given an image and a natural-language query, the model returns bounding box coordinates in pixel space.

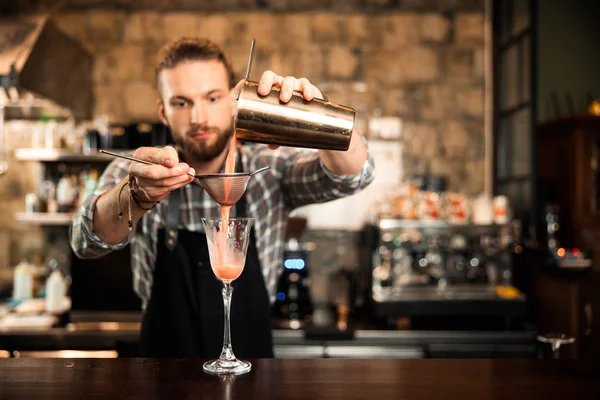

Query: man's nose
[190,103,208,125]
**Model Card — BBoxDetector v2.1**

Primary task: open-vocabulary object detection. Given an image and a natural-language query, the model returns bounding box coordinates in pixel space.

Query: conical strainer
[98,150,270,206]
[196,166,270,207]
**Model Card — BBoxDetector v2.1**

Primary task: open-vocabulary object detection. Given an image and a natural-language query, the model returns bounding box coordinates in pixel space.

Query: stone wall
[0,1,487,273]
[45,4,486,194]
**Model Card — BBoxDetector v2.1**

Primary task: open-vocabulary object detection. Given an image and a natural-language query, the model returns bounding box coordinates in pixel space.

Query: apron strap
[165,189,184,251]
[165,147,188,250]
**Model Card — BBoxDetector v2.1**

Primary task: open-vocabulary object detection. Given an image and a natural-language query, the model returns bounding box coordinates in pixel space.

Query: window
[493,0,537,234]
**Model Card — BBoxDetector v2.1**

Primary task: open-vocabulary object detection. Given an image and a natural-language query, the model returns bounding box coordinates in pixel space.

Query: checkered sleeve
[277,135,375,209]
[130,212,160,309]
[69,158,134,259]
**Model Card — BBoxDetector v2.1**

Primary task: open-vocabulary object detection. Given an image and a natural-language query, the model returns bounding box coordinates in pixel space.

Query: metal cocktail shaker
[233,40,355,151]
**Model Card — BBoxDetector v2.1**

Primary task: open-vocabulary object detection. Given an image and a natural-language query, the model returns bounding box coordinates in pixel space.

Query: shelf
[377,220,449,230]
[376,219,512,230]
[15,212,74,226]
[14,148,115,162]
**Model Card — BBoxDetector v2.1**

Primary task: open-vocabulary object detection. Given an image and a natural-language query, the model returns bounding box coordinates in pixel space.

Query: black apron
[138,166,274,358]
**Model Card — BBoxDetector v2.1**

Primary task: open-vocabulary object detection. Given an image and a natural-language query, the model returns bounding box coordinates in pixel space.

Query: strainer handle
[250,166,271,176]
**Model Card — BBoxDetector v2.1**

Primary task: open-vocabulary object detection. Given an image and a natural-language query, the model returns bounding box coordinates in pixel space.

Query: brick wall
[46,3,486,195]
[0,1,487,269]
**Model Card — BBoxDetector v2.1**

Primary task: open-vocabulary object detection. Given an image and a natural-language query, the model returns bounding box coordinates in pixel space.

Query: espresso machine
[367,219,527,329]
[272,218,313,328]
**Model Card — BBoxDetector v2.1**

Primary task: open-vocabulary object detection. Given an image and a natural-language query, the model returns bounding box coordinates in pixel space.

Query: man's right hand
[129,146,195,202]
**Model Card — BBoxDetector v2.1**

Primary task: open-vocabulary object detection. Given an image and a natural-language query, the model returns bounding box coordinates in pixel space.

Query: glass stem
[219,282,236,361]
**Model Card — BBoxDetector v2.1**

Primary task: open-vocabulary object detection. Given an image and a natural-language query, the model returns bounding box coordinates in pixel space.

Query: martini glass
[201,217,254,375]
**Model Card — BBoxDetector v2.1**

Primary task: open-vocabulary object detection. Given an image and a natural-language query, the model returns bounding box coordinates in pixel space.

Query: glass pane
[496,182,508,196]
[500,45,519,110]
[504,181,532,222]
[521,36,531,103]
[506,181,520,211]
[497,118,511,179]
[521,180,532,213]
[593,140,600,213]
[511,108,531,176]
[499,0,514,42]
[513,0,530,35]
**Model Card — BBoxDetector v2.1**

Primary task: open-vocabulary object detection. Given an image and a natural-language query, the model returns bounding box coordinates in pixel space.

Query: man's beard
[174,125,233,162]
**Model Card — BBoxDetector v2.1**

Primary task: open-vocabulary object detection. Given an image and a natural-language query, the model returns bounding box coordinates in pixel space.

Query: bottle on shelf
[45,262,69,315]
[12,260,34,301]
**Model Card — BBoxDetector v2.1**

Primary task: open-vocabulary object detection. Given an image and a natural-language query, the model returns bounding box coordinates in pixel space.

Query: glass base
[203,358,252,375]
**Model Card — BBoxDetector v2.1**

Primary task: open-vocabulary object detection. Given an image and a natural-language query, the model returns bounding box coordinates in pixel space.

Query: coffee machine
[367,218,527,328]
[272,218,313,327]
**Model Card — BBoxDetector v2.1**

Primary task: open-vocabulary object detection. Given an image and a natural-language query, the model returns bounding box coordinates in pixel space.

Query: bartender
[70,36,375,358]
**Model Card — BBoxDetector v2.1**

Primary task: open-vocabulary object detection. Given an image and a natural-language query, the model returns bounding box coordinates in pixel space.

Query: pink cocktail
[213,263,244,282]
[201,217,254,375]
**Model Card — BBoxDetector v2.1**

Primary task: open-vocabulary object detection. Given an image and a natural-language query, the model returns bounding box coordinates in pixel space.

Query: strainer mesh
[196,175,252,207]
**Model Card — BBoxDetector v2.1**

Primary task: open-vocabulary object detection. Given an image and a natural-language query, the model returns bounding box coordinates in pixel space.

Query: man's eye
[209,96,220,103]
[172,101,188,108]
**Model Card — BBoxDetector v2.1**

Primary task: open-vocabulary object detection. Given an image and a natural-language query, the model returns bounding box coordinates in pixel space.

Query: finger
[257,70,282,96]
[130,162,190,181]
[133,146,177,168]
[295,78,314,101]
[136,171,194,189]
[147,179,194,199]
[132,147,172,167]
[134,174,195,202]
[280,76,297,102]
[297,78,324,101]
[296,78,324,100]
[163,146,179,165]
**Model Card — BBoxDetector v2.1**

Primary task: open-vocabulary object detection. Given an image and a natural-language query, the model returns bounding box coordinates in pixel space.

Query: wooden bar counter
[0,358,598,399]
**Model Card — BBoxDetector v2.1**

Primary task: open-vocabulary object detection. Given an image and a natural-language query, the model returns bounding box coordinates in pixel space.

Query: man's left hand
[256,70,323,103]
[231,71,324,150]
[232,70,323,103]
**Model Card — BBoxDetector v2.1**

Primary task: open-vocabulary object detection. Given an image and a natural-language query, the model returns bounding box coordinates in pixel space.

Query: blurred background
[0,0,598,361]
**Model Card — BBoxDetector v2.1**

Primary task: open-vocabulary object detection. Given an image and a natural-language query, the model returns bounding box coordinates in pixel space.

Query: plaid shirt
[70,141,375,309]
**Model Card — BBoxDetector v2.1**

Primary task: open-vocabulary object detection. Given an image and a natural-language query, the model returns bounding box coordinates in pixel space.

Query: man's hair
[155,37,236,91]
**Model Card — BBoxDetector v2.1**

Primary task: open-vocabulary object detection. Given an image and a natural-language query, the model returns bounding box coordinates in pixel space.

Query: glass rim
[200,217,254,221]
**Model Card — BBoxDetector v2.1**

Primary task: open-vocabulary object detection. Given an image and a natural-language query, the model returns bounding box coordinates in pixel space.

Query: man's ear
[157,99,168,125]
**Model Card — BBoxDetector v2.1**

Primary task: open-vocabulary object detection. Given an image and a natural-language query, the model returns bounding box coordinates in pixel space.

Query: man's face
[157,59,234,162]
